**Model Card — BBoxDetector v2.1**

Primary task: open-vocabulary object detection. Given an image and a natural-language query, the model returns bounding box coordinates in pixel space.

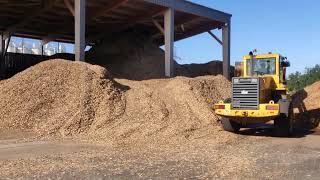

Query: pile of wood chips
[0,59,232,145]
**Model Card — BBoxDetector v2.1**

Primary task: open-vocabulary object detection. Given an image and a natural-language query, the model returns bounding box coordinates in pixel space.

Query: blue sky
[176,0,320,74]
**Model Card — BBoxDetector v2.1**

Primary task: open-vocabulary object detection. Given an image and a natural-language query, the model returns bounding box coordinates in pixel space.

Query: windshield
[246,58,276,76]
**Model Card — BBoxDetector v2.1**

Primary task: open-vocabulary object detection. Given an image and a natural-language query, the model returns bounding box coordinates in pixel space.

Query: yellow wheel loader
[214,52,293,136]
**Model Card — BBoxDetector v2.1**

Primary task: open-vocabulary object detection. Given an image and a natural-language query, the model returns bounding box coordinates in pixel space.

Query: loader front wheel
[221,117,241,133]
[274,105,294,137]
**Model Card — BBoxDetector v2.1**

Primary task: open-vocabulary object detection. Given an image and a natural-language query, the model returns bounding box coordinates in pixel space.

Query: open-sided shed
[0,0,232,78]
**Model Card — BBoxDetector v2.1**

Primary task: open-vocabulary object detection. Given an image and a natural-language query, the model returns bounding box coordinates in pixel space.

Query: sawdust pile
[97,75,231,143]
[87,33,224,80]
[292,81,320,129]
[0,59,125,136]
[0,59,231,144]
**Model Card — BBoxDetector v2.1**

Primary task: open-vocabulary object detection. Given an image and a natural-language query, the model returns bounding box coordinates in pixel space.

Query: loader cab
[245,56,277,77]
[243,54,279,78]
[241,53,290,89]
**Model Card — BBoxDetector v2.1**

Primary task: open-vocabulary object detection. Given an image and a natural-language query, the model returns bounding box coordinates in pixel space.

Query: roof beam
[91,0,129,21]
[10,33,75,44]
[41,0,130,44]
[152,16,202,39]
[207,30,222,45]
[155,23,220,45]
[3,0,59,37]
[87,6,166,43]
[141,0,231,23]
[152,19,164,35]
[64,0,75,16]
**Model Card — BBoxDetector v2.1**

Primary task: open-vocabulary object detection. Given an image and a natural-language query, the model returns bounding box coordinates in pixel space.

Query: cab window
[246,58,276,76]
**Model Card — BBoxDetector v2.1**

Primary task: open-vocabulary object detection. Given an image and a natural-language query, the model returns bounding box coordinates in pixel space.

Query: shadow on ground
[238,125,318,138]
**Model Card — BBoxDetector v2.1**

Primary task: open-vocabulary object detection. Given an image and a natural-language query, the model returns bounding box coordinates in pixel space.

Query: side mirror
[281,61,290,67]
[280,57,290,67]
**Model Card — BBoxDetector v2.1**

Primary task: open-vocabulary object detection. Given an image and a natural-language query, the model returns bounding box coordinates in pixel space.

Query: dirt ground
[0,126,319,180]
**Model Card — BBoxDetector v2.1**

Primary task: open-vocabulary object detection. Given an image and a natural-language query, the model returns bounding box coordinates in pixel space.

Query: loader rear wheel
[221,117,241,133]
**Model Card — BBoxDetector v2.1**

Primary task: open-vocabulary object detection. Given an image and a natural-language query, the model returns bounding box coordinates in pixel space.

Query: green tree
[287,64,320,92]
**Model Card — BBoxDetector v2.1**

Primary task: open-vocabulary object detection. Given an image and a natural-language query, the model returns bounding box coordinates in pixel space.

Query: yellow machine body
[214,53,290,124]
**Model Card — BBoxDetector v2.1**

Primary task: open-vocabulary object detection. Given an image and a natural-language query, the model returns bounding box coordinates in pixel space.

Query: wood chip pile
[86,32,224,80]
[0,59,231,145]
[292,81,320,129]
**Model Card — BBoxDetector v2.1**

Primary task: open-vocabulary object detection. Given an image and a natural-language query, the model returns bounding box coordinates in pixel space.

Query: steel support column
[41,43,44,56]
[1,36,10,79]
[0,34,6,79]
[74,0,86,61]
[40,40,49,57]
[0,34,10,58]
[3,36,11,57]
[0,34,4,57]
[222,21,231,79]
[164,8,174,77]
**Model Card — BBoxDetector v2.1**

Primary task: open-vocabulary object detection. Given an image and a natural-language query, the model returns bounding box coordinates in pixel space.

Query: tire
[224,98,232,103]
[274,105,294,137]
[221,117,241,133]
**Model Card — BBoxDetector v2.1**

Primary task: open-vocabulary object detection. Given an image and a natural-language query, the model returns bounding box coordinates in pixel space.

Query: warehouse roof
[0,0,231,44]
